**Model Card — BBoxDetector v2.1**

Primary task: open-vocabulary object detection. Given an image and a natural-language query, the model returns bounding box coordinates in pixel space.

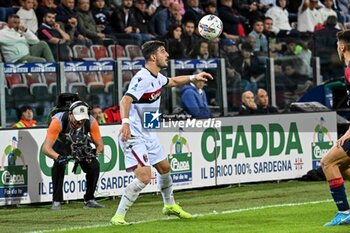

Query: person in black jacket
[255,88,278,114]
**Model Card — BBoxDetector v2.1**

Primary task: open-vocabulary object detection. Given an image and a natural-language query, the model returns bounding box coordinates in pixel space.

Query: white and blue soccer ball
[198,14,223,41]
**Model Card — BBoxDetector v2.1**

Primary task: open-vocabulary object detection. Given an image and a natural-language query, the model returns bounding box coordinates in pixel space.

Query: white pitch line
[27,199,333,233]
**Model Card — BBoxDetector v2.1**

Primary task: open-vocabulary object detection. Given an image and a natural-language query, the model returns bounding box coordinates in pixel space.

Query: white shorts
[119,135,167,172]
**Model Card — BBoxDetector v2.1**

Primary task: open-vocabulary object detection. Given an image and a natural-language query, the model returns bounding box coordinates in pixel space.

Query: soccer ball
[198,15,223,40]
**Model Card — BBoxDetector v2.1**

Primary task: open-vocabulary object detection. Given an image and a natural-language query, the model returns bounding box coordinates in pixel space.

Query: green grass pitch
[1,181,350,233]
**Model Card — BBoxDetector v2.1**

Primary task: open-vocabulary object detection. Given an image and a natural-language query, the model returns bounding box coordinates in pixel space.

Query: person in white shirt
[110,40,213,225]
[297,0,323,32]
[265,0,292,35]
[16,0,38,33]
[0,14,54,63]
[318,0,337,23]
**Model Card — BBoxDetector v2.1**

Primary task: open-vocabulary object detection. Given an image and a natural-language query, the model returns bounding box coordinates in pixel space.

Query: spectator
[0,14,55,63]
[91,0,115,34]
[110,0,143,44]
[164,23,185,59]
[297,0,323,32]
[77,0,107,44]
[265,0,292,36]
[13,106,37,128]
[170,0,185,16]
[238,0,264,26]
[218,0,246,42]
[231,42,265,93]
[133,0,154,41]
[202,0,217,15]
[36,0,58,26]
[314,15,342,80]
[149,2,182,37]
[319,0,337,23]
[182,0,203,24]
[16,0,38,33]
[190,39,210,59]
[181,79,213,119]
[238,90,257,115]
[91,106,106,124]
[37,11,71,61]
[263,17,284,56]
[248,18,268,56]
[181,20,198,57]
[281,62,312,106]
[55,0,91,46]
[220,39,241,85]
[256,88,278,113]
[334,0,350,24]
[153,0,170,15]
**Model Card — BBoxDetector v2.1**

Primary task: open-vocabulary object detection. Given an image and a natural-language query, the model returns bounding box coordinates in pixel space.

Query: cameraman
[43,101,104,210]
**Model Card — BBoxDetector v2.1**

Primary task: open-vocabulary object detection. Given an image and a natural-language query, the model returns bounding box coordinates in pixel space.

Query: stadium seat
[42,73,57,95]
[104,81,114,94]
[65,72,82,83]
[91,45,108,60]
[108,44,125,59]
[81,71,102,84]
[30,83,52,102]
[6,107,18,124]
[25,73,43,86]
[6,74,25,87]
[72,45,92,60]
[11,83,35,104]
[125,45,142,59]
[68,82,88,101]
[4,80,14,108]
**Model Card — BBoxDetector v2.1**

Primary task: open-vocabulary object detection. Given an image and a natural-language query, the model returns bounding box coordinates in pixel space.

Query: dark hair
[17,106,33,120]
[7,14,19,22]
[337,30,350,51]
[141,40,165,60]
[325,15,337,26]
[264,16,273,22]
[241,42,253,52]
[44,10,56,17]
[276,0,288,8]
[167,23,182,39]
[252,18,264,27]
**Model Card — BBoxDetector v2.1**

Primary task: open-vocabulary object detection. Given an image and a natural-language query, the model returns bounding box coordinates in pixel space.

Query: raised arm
[167,72,213,88]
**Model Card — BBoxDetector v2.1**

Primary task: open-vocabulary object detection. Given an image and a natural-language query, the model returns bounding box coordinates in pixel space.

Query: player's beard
[157,59,168,68]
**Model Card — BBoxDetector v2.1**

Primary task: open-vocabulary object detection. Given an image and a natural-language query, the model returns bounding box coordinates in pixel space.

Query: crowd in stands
[0,0,349,126]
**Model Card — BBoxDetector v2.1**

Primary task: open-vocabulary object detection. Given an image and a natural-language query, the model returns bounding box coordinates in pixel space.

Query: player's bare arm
[167,72,213,88]
[119,95,134,142]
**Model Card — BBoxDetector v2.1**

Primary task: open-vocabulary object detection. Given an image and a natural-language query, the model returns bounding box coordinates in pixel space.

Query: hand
[53,23,60,30]
[97,33,105,38]
[194,72,214,82]
[120,124,131,142]
[18,25,27,32]
[77,34,85,40]
[68,18,77,27]
[124,26,133,33]
[55,155,68,165]
[337,131,350,147]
